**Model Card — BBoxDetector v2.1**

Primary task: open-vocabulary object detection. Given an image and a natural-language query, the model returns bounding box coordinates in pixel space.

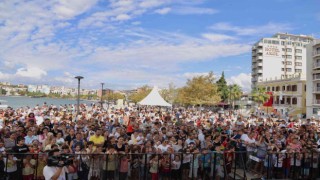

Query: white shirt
[43,166,67,180]
[157,144,170,152]
[241,134,256,151]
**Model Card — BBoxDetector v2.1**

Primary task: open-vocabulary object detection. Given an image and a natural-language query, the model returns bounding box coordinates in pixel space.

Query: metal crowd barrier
[1,150,320,180]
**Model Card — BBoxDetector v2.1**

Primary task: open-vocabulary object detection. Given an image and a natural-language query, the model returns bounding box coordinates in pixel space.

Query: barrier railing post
[5,153,8,179]
[233,151,236,180]
[192,153,194,180]
[144,153,147,180]
[266,152,270,179]
[180,152,183,180]
[213,152,216,179]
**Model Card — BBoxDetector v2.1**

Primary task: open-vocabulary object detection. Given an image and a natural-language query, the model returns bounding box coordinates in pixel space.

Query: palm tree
[251,88,270,107]
[228,84,243,109]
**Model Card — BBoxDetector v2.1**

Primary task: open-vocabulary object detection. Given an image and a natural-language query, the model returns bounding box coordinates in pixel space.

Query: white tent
[138,86,172,107]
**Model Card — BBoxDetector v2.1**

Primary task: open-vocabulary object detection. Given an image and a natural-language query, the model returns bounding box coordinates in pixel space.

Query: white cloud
[131,21,141,25]
[174,7,218,15]
[54,72,75,84]
[16,67,47,79]
[210,22,293,36]
[0,0,253,90]
[115,14,131,21]
[155,7,171,15]
[202,33,236,42]
[53,0,99,19]
[227,73,251,92]
[89,42,251,67]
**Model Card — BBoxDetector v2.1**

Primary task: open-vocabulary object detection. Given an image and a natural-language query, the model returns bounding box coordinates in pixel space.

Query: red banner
[263,92,273,107]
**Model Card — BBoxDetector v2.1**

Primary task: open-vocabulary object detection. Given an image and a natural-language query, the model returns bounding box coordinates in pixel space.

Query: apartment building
[306,40,320,118]
[252,33,313,89]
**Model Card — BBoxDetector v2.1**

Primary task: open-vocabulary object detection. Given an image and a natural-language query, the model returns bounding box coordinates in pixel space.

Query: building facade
[27,85,50,95]
[257,74,306,118]
[252,33,313,89]
[306,40,320,118]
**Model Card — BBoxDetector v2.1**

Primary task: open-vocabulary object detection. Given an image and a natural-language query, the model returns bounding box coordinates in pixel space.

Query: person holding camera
[43,149,69,180]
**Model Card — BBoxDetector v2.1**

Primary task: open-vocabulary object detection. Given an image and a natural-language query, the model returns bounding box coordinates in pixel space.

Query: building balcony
[257,49,263,53]
[314,63,320,69]
[313,87,320,93]
[314,51,320,57]
[257,69,263,73]
[313,99,320,105]
[257,56,263,60]
[313,75,320,81]
[257,62,263,66]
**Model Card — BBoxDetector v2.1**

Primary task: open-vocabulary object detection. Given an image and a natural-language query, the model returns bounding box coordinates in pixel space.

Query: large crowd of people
[0,103,320,180]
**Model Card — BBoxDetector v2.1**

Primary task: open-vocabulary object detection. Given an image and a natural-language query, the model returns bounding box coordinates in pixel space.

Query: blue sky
[0,0,319,91]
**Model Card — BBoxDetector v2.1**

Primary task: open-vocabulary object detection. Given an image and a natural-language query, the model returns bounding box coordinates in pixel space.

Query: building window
[286,55,292,59]
[282,86,285,91]
[292,98,297,105]
[292,85,297,91]
[286,61,292,65]
[295,69,302,73]
[276,86,280,91]
[272,40,279,45]
[281,68,284,71]
[286,68,292,72]
[295,49,302,53]
[287,85,291,91]
[286,48,292,52]
[313,108,319,114]
[295,62,302,66]
[281,41,285,45]
[282,55,286,58]
[295,56,302,60]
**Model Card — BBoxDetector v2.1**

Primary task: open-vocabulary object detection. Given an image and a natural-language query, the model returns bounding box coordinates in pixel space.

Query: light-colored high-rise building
[306,40,320,118]
[251,33,313,89]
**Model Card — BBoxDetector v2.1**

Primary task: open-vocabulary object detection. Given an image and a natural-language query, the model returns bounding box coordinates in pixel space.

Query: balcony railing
[314,99,320,104]
[314,87,320,92]
[313,75,320,80]
[314,51,320,56]
[314,63,320,68]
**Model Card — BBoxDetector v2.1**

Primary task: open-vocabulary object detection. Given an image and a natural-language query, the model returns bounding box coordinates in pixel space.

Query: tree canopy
[176,72,221,106]
[252,88,270,105]
[128,85,152,103]
[216,71,229,102]
[102,92,125,102]
[228,84,243,108]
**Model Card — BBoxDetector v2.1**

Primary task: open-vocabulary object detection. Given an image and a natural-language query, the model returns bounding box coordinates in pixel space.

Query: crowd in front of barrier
[0,103,320,180]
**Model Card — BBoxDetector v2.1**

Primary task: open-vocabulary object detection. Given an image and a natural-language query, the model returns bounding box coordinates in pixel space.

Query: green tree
[228,84,243,109]
[103,92,125,102]
[176,72,221,106]
[0,87,7,95]
[160,82,178,104]
[18,90,27,96]
[128,85,152,103]
[216,71,229,102]
[251,88,270,106]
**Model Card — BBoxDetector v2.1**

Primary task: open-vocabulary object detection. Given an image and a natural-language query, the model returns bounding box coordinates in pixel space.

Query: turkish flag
[263,92,273,107]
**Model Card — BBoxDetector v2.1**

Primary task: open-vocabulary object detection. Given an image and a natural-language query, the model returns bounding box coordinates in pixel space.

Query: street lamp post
[75,76,84,116]
[101,83,104,109]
